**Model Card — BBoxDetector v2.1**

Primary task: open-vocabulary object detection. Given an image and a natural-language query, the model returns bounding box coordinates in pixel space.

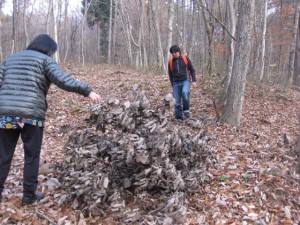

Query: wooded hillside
[0,64,299,224]
[0,0,300,224]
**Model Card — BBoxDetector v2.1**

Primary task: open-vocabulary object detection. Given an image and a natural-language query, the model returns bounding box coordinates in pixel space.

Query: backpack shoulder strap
[181,54,188,68]
[169,55,189,74]
[169,58,173,73]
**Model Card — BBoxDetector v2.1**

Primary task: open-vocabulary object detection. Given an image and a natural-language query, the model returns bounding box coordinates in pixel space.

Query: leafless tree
[216,0,236,115]
[285,1,300,89]
[294,6,300,86]
[107,0,113,64]
[197,0,215,76]
[257,0,268,83]
[222,0,255,126]
[0,0,4,61]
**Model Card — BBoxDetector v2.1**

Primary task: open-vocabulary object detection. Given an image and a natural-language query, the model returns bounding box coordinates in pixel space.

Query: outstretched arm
[88,91,102,104]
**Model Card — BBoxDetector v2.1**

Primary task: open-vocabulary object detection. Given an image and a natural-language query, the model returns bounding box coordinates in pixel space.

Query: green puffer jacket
[0,50,92,120]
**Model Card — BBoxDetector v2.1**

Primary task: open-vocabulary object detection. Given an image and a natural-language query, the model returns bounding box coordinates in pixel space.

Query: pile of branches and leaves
[56,84,216,224]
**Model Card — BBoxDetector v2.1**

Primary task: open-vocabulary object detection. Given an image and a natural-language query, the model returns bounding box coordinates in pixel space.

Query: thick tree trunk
[285,2,300,88]
[119,0,133,66]
[294,8,300,86]
[216,0,236,114]
[222,0,255,126]
[257,0,268,83]
[286,2,300,88]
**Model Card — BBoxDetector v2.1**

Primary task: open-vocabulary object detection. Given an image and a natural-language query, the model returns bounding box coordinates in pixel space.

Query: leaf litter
[0,64,299,224]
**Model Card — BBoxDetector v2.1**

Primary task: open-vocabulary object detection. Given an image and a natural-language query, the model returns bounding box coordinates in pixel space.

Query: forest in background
[1,0,299,126]
[0,0,298,76]
[0,1,300,223]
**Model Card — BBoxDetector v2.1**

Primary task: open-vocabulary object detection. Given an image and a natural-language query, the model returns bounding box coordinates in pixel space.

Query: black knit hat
[170,45,181,54]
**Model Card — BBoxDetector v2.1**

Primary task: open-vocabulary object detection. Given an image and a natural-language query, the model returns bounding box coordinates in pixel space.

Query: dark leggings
[0,124,43,194]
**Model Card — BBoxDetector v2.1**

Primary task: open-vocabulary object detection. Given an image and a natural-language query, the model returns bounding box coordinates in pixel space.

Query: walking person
[168,45,196,123]
[0,34,102,205]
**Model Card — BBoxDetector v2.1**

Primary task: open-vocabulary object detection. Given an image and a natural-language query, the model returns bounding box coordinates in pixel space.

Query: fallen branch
[36,209,57,225]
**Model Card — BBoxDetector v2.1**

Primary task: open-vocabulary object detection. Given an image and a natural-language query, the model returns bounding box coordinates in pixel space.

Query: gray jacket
[0,50,92,120]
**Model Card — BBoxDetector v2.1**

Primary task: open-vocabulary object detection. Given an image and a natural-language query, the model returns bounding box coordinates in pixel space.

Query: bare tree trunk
[81,0,89,67]
[119,0,133,66]
[136,0,144,68]
[112,1,118,65]
[12,0,19,53]
[149,1,166,72]
[216,0,236,113]
[222,0,255,126]
[0,0,3,61]
[285,2,300,89]
[188,0,197,59]
[63,0,69,63]
[166,0,175,65]
[181,0,187,52]
[107,0,113,64]
[198,0,215,76]
[46,0,52,35]
[23,0,29,47]
[297,113,300,174]
[52,0,59,62]
[257,0,268,83]
[97,23,101,62]
[294,6,300,86]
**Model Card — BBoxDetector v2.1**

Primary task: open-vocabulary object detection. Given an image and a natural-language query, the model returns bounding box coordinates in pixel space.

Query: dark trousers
[0,124,43,195]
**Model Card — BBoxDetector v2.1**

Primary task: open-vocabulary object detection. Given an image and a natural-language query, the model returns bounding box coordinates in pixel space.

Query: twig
[35,209,58,225]
[197,3,236,41]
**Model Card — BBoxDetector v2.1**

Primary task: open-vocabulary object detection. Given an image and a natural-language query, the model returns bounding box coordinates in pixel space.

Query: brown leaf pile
[53,86,215,224]
[0,64,299,224]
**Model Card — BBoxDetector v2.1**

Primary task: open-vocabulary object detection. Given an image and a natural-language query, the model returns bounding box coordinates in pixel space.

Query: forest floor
[0,64,299,225]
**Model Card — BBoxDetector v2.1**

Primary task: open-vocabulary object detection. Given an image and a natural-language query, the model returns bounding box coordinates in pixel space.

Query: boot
[21,192,45,206]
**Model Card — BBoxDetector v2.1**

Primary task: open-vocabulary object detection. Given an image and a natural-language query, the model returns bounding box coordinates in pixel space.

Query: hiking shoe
[177,119,183,125]
[21,192,45,206]
[183,111,191,119]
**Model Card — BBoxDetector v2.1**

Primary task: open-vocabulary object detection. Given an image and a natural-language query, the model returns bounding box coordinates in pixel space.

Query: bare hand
[191,82,197,89]
[88,91,102,104]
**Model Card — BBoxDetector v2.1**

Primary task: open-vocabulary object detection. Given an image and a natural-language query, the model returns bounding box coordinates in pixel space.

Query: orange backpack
[169,54,191,80]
